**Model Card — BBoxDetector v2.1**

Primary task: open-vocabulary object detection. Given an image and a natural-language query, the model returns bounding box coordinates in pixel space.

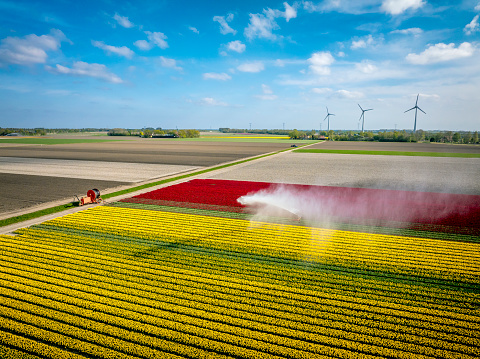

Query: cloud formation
[227,40,246,53]
[390,27,423,35]
[159,56,182,71]
[406,42,474,64]
[244,3,296,41]
[92,41,134,59]
[381,0,425,15]
[48,61,122,83]
[256,84,277,100]
[351,34,375,49]
[134,31,168,50]
[203,72,232,80]
[237,61,265,72]
[0,29,68,66]
[189,26,199,34]
[308,51,334,75]
[113,13,134,28]
[464,15,479,35]
[201,97,228,106]
[213,13,236,35]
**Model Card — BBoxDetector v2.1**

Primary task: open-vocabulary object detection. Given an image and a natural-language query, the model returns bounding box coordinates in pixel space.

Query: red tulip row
[122,179,480,234]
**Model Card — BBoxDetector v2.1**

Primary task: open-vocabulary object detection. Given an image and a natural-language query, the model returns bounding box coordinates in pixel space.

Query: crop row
[18,226,480,310]
[9,227,480,312]
[44,206,480,282]
[126,179,480,231]
[1,231,479,357]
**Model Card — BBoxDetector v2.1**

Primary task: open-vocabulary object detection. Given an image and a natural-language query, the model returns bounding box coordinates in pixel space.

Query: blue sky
[0,0,479,131]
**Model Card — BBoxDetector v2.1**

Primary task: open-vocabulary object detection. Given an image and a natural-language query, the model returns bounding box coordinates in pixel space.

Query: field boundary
[294,148,480,158]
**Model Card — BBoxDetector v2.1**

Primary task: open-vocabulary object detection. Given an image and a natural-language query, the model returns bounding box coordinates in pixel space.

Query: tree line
[107,128,200,138]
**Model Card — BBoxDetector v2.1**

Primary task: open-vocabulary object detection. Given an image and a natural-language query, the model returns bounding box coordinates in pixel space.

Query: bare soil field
[0,139,292,217]
[311,141,480,153]
[0,173,128,218]
[0,139,291,166]
[202,151,480,195]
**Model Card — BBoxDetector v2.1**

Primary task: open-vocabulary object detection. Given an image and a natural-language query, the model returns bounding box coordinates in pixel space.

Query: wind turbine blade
[331,113,335,116]
[358,114,363,122]
[358,104,363,111]
[323,115,329,121]
[415,94,419,106]
[365,108,373,111]
[404,107,415,113]
[418,107,426,114]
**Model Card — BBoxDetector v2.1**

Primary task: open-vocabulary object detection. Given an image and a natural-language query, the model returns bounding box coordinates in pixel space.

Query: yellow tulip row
[13,226,480,318]
[2,268,474,359]
[0,329,88,359]
[2,236,479,356]
[22,226,480,312]
[2,234,479,335]
[44,206,480,281]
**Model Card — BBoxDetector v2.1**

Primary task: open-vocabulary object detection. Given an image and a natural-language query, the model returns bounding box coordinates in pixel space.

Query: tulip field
[1,179,479,358]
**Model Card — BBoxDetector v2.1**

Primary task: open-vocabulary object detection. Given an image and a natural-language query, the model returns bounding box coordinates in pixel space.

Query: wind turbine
[358,104,373,133]
[404,94,426,132]
[323,107,334,132]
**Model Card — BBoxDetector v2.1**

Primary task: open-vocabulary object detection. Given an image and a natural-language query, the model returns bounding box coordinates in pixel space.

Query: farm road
[202,151,480,195]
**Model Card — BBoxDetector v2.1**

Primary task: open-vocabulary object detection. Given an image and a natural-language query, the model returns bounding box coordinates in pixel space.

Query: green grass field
[294,148,480,158]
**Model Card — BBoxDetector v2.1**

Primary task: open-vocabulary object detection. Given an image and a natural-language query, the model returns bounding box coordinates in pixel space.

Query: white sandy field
[0,157,201,182]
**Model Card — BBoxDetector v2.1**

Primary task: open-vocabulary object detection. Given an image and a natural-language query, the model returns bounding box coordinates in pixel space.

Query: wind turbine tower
[404,94,426,132]
[323,107,335,132]
[358,104,373,133]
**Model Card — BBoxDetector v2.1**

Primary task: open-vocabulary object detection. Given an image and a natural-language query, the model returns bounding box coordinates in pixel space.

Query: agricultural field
[0,135,300,217]
[1,178,479,358]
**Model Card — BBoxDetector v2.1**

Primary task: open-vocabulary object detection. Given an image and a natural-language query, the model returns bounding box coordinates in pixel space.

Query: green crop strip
[294,148,480,158]
[0,145,306,228]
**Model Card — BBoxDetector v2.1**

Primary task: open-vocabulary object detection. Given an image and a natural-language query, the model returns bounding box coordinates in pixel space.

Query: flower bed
[122,179,480,234]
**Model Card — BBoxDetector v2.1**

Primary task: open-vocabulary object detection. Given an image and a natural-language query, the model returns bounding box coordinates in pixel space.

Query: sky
[0,0,479,131]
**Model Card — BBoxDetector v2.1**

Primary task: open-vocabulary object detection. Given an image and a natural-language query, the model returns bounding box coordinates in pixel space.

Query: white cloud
[92,41,134,59]
[390,27,423,35]
[0,29,68,66]
[227,40,246,53]
[244,3,296,41]
[47,61,123,83]
[201,97,228,106]
[213,14,237,35]
[381,0,425,15]
[334,89,364,99]
[146,31,168,49]
[133,40,152,51]
[134,31,168,51]
[159,56,182,71]
[351,34,375,49]
[406,42,475,64]
[308,51,334,75]
[237,61,265,73]
[282,2,298,22]
[189,26,199,34]
[476,3,480,11]
[312,87,333,94]
[113,13,134,28]
[355,61,377,74]
[464,15,479,35]
[244,13,279,40]
[203,72,232,80]
[256,84,278,100]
